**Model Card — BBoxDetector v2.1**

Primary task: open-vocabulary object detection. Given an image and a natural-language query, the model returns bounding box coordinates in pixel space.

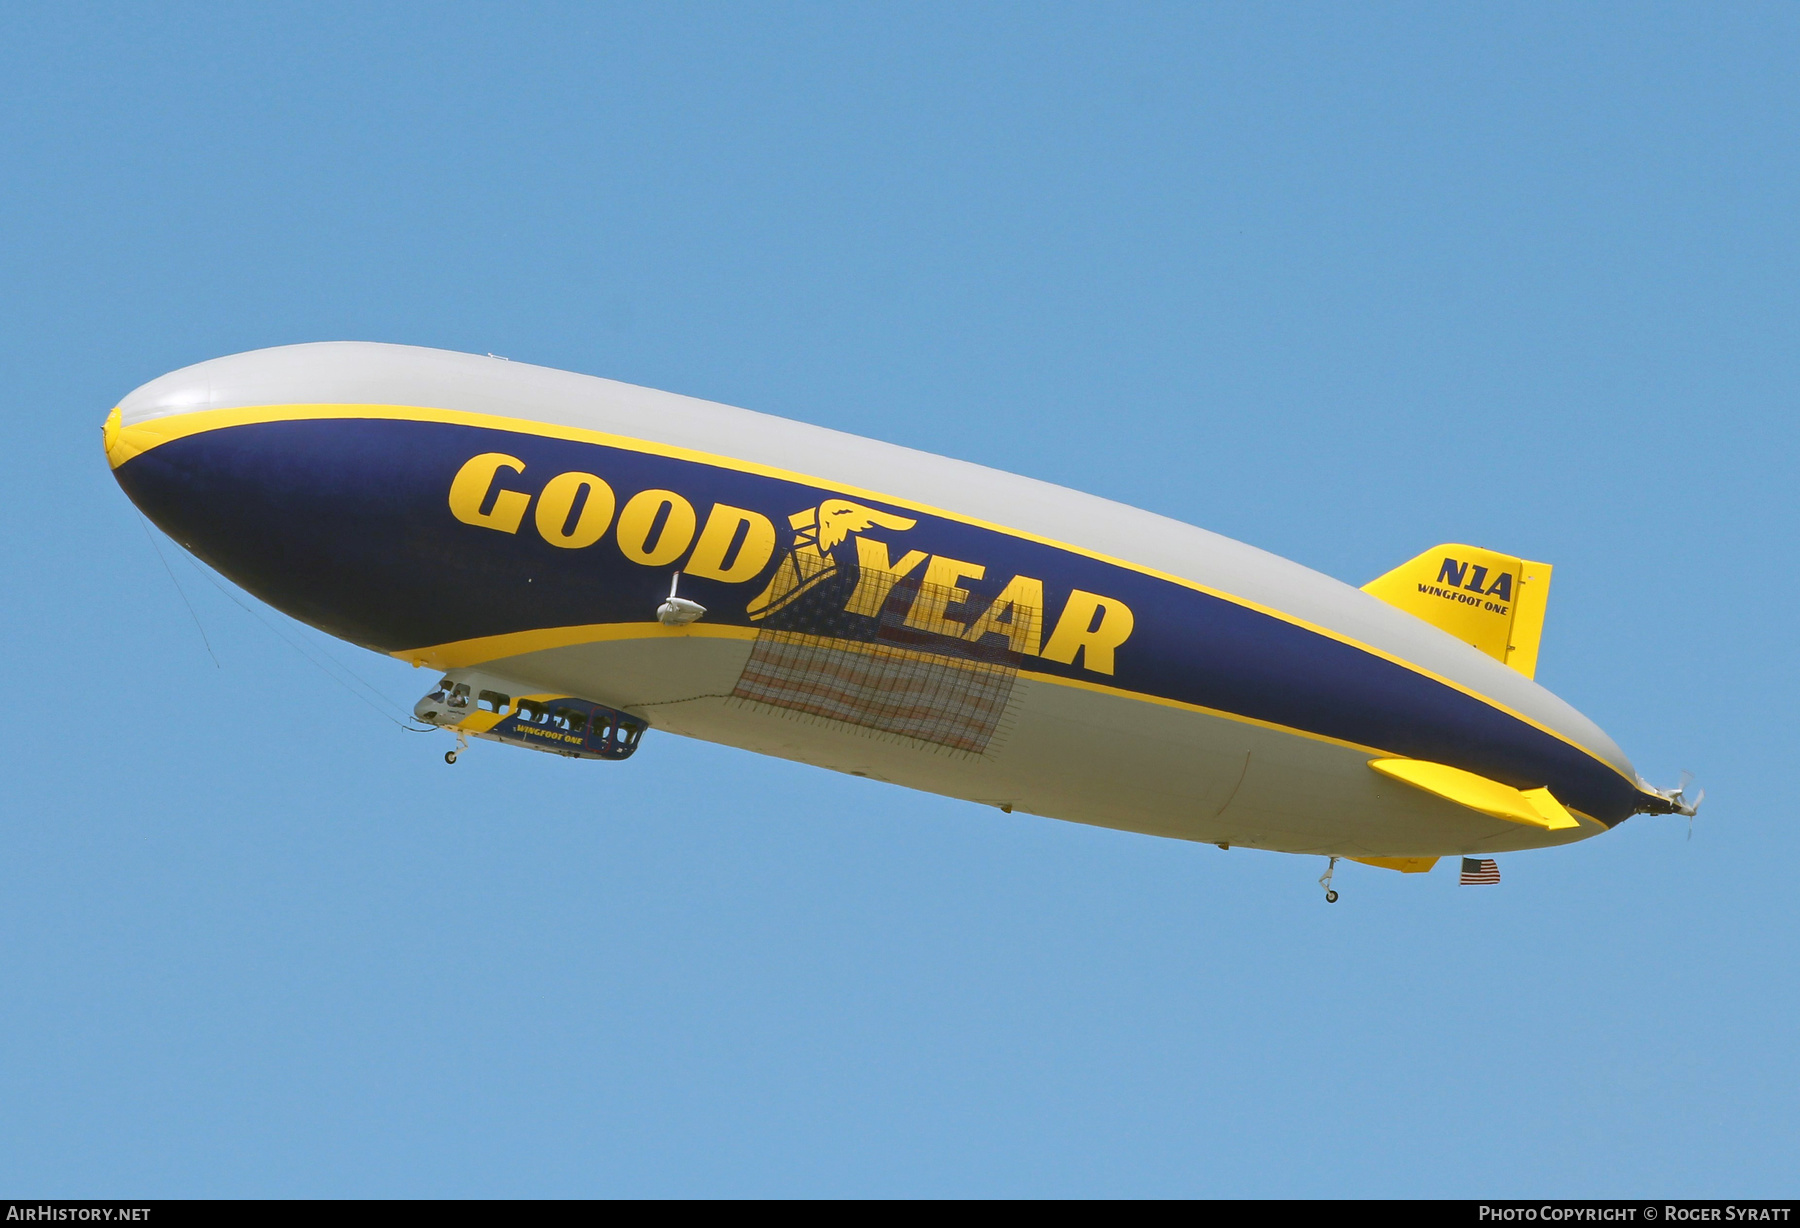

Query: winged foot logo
[745,499,917,621]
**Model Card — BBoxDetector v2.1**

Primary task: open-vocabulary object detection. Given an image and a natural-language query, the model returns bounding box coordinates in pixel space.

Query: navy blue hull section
[115,417,1644,824]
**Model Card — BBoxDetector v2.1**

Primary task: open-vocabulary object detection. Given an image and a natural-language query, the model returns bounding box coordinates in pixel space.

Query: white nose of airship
[101,350,455,650]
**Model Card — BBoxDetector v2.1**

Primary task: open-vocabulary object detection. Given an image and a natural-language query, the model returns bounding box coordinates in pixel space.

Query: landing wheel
[444,750,458,764]
[1318,855,1340,904]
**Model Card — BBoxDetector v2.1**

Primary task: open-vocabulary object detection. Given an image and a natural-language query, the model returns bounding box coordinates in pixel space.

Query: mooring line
[165,534,428,732]
[138,514,219,669]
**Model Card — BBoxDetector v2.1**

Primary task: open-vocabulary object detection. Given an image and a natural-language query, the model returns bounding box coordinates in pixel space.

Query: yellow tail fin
[1348,856,1439,873]
[1361,543,1552,678]
[1368,758,1582,831]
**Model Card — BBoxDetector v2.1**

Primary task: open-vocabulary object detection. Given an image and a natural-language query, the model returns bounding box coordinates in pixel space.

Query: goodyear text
[447,452,1135,674]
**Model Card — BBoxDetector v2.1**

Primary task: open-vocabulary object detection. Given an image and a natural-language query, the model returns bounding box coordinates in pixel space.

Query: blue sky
[2,3,1795,1196]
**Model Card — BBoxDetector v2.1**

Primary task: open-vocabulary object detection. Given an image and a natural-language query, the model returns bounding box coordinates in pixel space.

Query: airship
[104,343,1697,898]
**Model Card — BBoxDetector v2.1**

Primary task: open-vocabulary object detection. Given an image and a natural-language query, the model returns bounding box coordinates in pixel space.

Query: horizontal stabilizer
[1348,856,1439,873]
[1368,758,1582,831]
[1362,544,1552,678]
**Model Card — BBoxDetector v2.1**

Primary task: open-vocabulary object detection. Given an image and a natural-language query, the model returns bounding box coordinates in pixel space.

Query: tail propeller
[1671,770,1704,816]
[1660,770,1705,830]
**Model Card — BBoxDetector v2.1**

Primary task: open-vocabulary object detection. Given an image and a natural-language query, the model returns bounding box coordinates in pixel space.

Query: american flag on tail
[1461,858,1501,885]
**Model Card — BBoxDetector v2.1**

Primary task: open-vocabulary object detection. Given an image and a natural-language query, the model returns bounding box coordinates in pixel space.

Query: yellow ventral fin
[1368,758,1582,831]
[1362,543,1553,679]
[1348,856,1439,874]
